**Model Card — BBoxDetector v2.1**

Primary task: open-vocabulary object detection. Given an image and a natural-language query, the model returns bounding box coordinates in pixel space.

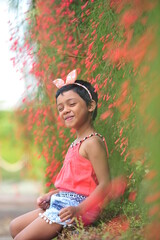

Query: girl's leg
[14,217,63,240]
[10,208,43,238]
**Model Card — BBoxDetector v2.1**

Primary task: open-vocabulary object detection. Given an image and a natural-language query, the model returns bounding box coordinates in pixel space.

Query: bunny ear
[53,69,77,88]
[53,79,65,88]
[66,69,77,84]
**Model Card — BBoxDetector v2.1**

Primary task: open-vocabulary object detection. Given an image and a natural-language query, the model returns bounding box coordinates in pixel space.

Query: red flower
[100,110,112,120]
[129,172,134,179]
[128,191,137,202]
[105,215,130,235]
[108,176,127,200]
[120,10,138,29]
[88,41,94,52]
[81,1,88,10]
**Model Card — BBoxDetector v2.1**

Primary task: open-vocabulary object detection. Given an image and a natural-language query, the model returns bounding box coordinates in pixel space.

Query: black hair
[56,80,98,121]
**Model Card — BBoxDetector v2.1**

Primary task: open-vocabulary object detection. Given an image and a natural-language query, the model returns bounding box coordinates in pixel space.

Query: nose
[62,105,71,115]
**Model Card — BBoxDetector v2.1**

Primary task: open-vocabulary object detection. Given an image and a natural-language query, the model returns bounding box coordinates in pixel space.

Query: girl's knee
[13,234,22,240]
[10,218,18,238]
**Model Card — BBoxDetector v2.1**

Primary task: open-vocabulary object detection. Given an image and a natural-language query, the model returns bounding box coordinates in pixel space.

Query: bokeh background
[0,0,159,239]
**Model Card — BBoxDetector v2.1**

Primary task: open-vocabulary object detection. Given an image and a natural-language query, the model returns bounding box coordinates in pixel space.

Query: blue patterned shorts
[39,191,86,226]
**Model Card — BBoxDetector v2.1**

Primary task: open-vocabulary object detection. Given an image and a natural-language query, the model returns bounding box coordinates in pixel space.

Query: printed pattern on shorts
[39,191,86,226]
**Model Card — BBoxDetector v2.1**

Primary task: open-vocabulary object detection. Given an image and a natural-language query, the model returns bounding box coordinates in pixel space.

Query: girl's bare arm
[77,137,110,213]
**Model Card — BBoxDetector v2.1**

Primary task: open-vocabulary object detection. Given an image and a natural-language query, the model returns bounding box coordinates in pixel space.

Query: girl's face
[57,90,92,130]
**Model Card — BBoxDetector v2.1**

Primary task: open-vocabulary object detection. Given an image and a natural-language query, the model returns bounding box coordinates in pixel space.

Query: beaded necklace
[70,132,104,148]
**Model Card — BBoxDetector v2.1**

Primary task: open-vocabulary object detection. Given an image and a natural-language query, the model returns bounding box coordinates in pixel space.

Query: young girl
[10,70,110,240]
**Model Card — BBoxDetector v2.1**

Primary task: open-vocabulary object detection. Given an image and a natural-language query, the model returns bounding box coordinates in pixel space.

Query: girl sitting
[10,70,110,240]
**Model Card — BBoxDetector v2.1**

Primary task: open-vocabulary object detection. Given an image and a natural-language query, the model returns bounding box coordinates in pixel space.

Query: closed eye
[58,107,64,112]
[70,103,76,106]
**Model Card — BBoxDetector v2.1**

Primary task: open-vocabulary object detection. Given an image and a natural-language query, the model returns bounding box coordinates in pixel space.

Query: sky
[0,1,25,110]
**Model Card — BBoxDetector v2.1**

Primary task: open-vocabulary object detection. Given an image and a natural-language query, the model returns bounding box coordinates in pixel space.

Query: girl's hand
[37,193,51,210]
[37,189,59,210]
[59,206,80,224]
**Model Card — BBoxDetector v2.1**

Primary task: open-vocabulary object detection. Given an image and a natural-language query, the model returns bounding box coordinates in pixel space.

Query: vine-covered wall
[10,0,160,238]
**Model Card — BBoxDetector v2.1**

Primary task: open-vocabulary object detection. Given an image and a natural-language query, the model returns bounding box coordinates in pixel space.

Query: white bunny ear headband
[53,69,92,100]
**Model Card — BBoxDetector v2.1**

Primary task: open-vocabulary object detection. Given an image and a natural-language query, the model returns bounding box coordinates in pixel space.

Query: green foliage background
[0,110,45,180]
[9,0,160,238]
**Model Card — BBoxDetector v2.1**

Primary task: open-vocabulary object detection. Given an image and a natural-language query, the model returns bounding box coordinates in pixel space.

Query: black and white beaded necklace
[70,132,104,148]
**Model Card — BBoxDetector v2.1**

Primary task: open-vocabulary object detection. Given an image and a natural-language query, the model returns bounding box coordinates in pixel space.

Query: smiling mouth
[64,116,74,121]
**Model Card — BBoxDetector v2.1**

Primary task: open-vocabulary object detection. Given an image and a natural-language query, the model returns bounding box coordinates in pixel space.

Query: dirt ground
[0,180,42,240]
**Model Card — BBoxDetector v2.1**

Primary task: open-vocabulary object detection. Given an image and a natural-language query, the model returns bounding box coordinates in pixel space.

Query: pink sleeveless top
[54,133,109,196]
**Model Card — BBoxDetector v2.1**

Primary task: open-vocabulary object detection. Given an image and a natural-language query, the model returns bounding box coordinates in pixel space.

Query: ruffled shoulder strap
[71,132,109,157]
